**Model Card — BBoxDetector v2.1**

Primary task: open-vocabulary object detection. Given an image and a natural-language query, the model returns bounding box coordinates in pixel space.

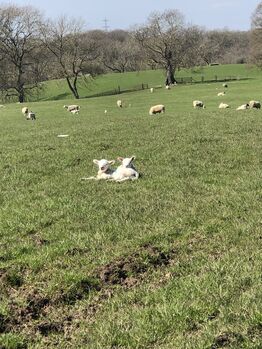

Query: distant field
[0,67,261,348]
[29,63,262,102]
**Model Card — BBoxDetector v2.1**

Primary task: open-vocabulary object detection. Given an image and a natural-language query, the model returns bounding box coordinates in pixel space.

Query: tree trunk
[66,77,79,99]
[165,63,176,86]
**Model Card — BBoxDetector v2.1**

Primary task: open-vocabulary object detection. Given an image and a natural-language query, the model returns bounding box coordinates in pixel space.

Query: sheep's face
[93,159,115,172]
[117,156,135,168]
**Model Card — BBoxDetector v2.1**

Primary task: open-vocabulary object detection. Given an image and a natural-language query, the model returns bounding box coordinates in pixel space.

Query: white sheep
[81,159,115,180]
[236,104,249,110]
[104,109,108,114]
[149,104,165,115]
[193,100,205,109]
[117,100,122,108]
[112,156,139,182]
[217,92,225,96]
[219,103,230,109]
[150,87,154,93]
[22,106,29,117]
[222,83,228,88]
[165,85,171,90]
[63,105,80,113]
[27,111,36,120]
[249,100,261,109]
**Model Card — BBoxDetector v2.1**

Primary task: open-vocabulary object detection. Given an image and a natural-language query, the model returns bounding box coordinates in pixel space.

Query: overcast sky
[13,0,260,31]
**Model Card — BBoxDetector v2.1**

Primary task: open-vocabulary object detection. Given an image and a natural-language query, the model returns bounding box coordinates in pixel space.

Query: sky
[13,0,260,31]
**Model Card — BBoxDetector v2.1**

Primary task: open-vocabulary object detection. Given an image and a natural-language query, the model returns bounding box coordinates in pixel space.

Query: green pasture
[0,68,261,348]
[30,63,261,102]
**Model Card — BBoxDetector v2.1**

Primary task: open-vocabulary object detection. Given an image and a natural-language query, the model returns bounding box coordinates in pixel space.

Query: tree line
[0,3,261,102]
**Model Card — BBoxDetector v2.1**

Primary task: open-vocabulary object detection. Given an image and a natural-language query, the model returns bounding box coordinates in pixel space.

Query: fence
[86,75,249,98]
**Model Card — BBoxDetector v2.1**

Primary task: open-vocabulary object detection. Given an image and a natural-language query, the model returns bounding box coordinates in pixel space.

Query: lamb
[150,87,154,93]
[117,100,122,108]
[63,105,80,113]
[27,111,36,120]
[249,100,261,109]
[111,156,139,182]
[217,92,225,96]
[236,103,249,110]
[81,159,115,180]
[222,83,228,88]
[193,100,205,109]
[149,104,165,115]
[218,103,230,109]
[22,106,29,117]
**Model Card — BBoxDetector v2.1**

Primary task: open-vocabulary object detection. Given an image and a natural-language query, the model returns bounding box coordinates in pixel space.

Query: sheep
[217,92,225,96]
[150,87,154,93]
[117,100,122,108]
[222,83,228,88]
[63,105,80,113]
[193,100,205,109]
[22,106,29,117]
[249,100,261,109]
[27,111,36,120]
[81,159,115,180]
[165,85,171,90]
[111,156,139,182]
[236,103,249,110]
[149,104,165,115]
[219,103,230,109]
[104,109,108,114]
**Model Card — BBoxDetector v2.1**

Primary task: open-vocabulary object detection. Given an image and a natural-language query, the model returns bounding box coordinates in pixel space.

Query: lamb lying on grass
[112,156,139,182]
[81,156,139,182]
[81,159,115,180]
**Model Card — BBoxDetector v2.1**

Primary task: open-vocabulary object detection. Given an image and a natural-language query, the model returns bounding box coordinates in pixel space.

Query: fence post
[215,75,217,81]
[201,76,204,83]
[142,83,144,90]
[118,85,120,94]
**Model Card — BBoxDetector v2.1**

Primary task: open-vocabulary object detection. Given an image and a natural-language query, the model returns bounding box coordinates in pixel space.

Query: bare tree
[0,5,44,102]
[250,2,262,67]
[40,16,100,99]
[134,9,202,85]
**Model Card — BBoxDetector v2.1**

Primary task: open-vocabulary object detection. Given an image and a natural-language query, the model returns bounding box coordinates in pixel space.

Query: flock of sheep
[19,82,260,183]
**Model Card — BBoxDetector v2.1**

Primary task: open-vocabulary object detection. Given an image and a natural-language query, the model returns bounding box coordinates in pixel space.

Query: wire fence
[85,75,249,98]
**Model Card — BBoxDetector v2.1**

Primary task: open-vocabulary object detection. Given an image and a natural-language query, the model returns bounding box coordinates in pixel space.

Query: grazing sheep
[249,100,261,109]
[104,109,108,114]
[81,159,115,180]
[193,100,205,109]
[112,156,139,182]
[222,83,228,88]
[27,111,36,120]
[150,87,154,93]
[22,106,29,117]
[117,100,122,108]
[63,105,80,113]
[149,104,165,115]
[219,103,230,109]
[217,92,225,96]
[165,85,171,90]
[236,103,249,110]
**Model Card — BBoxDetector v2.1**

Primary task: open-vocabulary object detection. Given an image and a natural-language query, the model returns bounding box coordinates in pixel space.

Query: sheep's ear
[109,160,115,165]
[131,156,135,161]
[117,157,123,162]
[93,159,99,165]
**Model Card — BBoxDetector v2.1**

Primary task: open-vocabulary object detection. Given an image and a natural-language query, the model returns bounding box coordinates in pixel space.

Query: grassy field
[27,63,261,102]
[0,67,262,348]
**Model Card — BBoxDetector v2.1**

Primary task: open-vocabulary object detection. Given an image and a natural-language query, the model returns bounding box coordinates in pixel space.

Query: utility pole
[103,18,109,31]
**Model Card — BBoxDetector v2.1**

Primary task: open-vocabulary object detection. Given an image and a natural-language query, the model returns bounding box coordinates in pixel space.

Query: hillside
[33,64,261,102]
[0,66,261,349]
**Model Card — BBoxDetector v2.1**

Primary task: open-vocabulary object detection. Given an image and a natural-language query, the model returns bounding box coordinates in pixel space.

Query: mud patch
[97,244,173,287]
[37,321,64,336]
[58,279,101,305]
[211,332,244,348]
